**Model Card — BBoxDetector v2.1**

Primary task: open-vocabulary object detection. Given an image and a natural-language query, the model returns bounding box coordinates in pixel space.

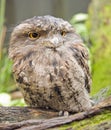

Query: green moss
[57,111,111,130]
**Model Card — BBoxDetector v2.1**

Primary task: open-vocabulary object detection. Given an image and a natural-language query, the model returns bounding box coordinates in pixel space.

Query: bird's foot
[59,111,69,117]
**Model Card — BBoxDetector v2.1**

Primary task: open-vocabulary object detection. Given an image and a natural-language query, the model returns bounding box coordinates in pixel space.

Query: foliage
[0,0,25,106]
[0,49,26,106]
[0,49,15,92]
[86,0,111,96]
[0,0,6,59]
[0,92,25,106]
[70,13,90,47]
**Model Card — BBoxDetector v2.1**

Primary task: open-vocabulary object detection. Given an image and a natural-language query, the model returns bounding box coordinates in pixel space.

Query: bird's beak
[49,35,63,48]
[43,35,63,49]
[51,37,60,47]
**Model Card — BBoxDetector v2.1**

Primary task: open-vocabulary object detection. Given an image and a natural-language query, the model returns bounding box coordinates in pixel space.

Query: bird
[9,15,92,114]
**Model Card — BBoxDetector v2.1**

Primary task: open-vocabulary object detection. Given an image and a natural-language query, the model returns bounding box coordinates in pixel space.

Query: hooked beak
[44,35,64,49]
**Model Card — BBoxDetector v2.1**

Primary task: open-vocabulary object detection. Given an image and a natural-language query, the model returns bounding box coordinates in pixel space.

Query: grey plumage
[9,15,92,113]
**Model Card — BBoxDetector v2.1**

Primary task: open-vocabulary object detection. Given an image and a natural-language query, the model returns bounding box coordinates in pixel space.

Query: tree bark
[0,96,111,130]
[0,107,58,123]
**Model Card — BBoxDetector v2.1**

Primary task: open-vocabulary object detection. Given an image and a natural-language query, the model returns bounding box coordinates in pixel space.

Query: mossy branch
[0,96,111,130]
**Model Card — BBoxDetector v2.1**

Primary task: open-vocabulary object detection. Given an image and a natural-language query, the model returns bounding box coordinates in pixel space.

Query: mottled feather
[9,15,92,113]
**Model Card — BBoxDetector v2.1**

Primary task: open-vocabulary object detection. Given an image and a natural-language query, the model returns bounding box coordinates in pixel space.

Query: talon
[59,110,63,116]
[64,111,69,116]
[58,111,69,116]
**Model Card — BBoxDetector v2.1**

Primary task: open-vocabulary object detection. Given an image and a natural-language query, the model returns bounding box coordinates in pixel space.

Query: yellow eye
[28,32,40,40]
[60,31,66,36]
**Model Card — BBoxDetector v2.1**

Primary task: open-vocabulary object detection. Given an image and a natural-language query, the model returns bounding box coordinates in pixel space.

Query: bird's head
[10,15,82,49]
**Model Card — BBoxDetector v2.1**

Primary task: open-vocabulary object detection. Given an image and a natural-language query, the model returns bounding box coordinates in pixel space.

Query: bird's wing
[71,43,91,93]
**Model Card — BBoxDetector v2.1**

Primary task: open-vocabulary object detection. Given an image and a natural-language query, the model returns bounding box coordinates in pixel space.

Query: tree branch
[0,96,111,130]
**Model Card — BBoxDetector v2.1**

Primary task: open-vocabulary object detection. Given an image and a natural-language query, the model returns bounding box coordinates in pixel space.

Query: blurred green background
[0,0,111,106]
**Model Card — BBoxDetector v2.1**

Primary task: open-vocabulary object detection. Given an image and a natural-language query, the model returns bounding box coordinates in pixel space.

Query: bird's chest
[14,51,70,89]
[30,54,69,87]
